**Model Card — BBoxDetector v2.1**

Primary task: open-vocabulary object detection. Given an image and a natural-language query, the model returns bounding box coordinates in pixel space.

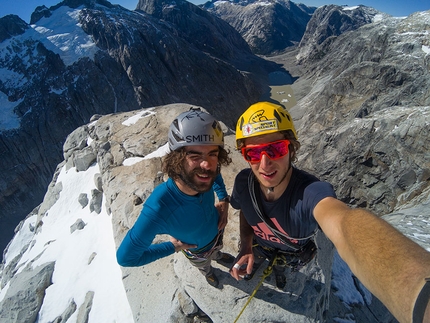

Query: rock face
[0,262,55,323]
[2,101,429,322]
[203,0,315,55]
[0,0,274,260]
[296,4,385,63]
[290,10,430,215]
[137,0,252,62]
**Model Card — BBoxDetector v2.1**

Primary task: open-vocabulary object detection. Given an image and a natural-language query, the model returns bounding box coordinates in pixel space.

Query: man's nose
[259,152,271,166]
[200,158,211,169]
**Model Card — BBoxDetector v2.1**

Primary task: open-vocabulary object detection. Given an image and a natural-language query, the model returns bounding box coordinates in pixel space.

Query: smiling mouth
[196,173,210,180]
[261,170,276,178]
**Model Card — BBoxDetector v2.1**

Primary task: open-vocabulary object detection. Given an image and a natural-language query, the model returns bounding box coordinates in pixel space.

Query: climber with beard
[229,101,430,323]
[117,108,234,288]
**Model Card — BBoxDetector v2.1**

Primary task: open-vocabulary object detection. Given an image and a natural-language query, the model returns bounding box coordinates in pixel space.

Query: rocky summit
[0,100,428,322]
[203,0,316,55]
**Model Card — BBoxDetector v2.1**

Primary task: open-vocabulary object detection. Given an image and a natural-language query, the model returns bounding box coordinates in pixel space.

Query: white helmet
[168,108,224,151]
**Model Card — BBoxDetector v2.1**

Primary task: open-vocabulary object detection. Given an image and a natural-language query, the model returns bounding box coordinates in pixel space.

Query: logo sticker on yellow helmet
[242,120,278,136]
[235,101,298,149]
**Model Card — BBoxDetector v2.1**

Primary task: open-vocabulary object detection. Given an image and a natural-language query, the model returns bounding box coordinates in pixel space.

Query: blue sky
[0,0,429,23]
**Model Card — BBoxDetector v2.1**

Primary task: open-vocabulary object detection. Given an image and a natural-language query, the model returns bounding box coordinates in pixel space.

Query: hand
[229,251,255,281]
[215,201,229,230]
[169,237,197,252]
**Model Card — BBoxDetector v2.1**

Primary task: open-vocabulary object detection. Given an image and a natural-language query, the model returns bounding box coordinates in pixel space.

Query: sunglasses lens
[245,148,264,161]
[242,140,289,162]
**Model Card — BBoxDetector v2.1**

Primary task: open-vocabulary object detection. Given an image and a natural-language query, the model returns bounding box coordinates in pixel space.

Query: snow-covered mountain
[203,0,316,55]
[0,0,275,261]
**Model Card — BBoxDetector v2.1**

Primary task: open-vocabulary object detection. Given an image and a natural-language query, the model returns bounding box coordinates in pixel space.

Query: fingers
[184,243,198,249]
[246,259,254,275]
[230,262,245,281]
[230,254,254,281]
[231,264,248,280]
[170,237,197,252]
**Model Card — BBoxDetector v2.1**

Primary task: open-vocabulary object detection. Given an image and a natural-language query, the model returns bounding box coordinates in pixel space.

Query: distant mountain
[0,0,278,260]
[202,0,316,55]
[297,4,387,63]
[290,8,430,215]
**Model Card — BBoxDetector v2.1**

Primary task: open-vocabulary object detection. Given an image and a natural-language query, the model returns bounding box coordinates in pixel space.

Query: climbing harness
[233,252,278,323]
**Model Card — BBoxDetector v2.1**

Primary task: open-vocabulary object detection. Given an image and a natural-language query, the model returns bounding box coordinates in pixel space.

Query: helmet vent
[172,119,180,131]
[239,117,244,131]
[171,131,183,143]
[274,109,282,122]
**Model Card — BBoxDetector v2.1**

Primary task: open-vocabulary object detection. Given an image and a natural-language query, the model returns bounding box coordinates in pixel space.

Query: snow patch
[122,143,170,165]
[342,6,359,11]
[4,164,134,322]
[30,6,98,66]
[122,108,156,126]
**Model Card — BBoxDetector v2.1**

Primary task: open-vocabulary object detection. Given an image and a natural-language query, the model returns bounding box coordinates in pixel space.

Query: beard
[179,167,218,193]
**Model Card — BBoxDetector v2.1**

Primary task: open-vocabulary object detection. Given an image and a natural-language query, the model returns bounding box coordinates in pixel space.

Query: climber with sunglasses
[229,101,430,323]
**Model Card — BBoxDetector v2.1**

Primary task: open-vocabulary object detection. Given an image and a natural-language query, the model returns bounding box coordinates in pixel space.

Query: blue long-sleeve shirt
[116,174,228,267]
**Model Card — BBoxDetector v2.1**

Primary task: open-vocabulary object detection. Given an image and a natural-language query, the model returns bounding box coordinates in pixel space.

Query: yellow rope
[233,254,278,323]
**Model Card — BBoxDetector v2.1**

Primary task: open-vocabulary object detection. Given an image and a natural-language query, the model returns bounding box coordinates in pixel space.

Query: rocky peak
[0,15,28,42]
[30,0,117,24]
[137,0,254,63]
[297,4,386,63]
[136,0,171,16]
[30,6,52,24]
[289,10,430,214]
[203,0,315,54]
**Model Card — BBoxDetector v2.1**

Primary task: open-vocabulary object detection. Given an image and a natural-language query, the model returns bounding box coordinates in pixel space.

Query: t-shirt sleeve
[230,169,249,210]
[303,181,337,215]
[213,173,229,201]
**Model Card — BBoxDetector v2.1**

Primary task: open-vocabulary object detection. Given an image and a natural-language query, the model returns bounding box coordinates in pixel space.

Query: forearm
[324,204,430,323]
[117,232,175,267]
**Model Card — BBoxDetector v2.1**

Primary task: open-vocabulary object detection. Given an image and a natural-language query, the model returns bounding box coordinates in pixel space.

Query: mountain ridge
[0,0,277,259]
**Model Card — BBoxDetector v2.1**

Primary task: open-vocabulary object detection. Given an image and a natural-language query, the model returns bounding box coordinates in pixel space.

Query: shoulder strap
[248,172,315,252]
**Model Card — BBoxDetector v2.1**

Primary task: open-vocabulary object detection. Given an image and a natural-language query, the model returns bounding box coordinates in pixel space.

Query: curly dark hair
[162,146,232,180]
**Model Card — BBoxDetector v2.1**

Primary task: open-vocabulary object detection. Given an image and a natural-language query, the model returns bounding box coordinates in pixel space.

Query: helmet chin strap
[266,156,293,194]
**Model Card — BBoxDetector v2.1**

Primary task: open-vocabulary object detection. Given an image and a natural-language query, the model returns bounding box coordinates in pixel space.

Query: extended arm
[314,197,430,323]
[116,214,174,267]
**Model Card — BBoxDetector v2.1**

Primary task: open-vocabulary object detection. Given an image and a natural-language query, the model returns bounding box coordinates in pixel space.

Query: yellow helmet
[235,101,297,149]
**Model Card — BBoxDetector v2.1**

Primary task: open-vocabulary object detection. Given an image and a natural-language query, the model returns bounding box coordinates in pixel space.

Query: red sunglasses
[241,139,290,163]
